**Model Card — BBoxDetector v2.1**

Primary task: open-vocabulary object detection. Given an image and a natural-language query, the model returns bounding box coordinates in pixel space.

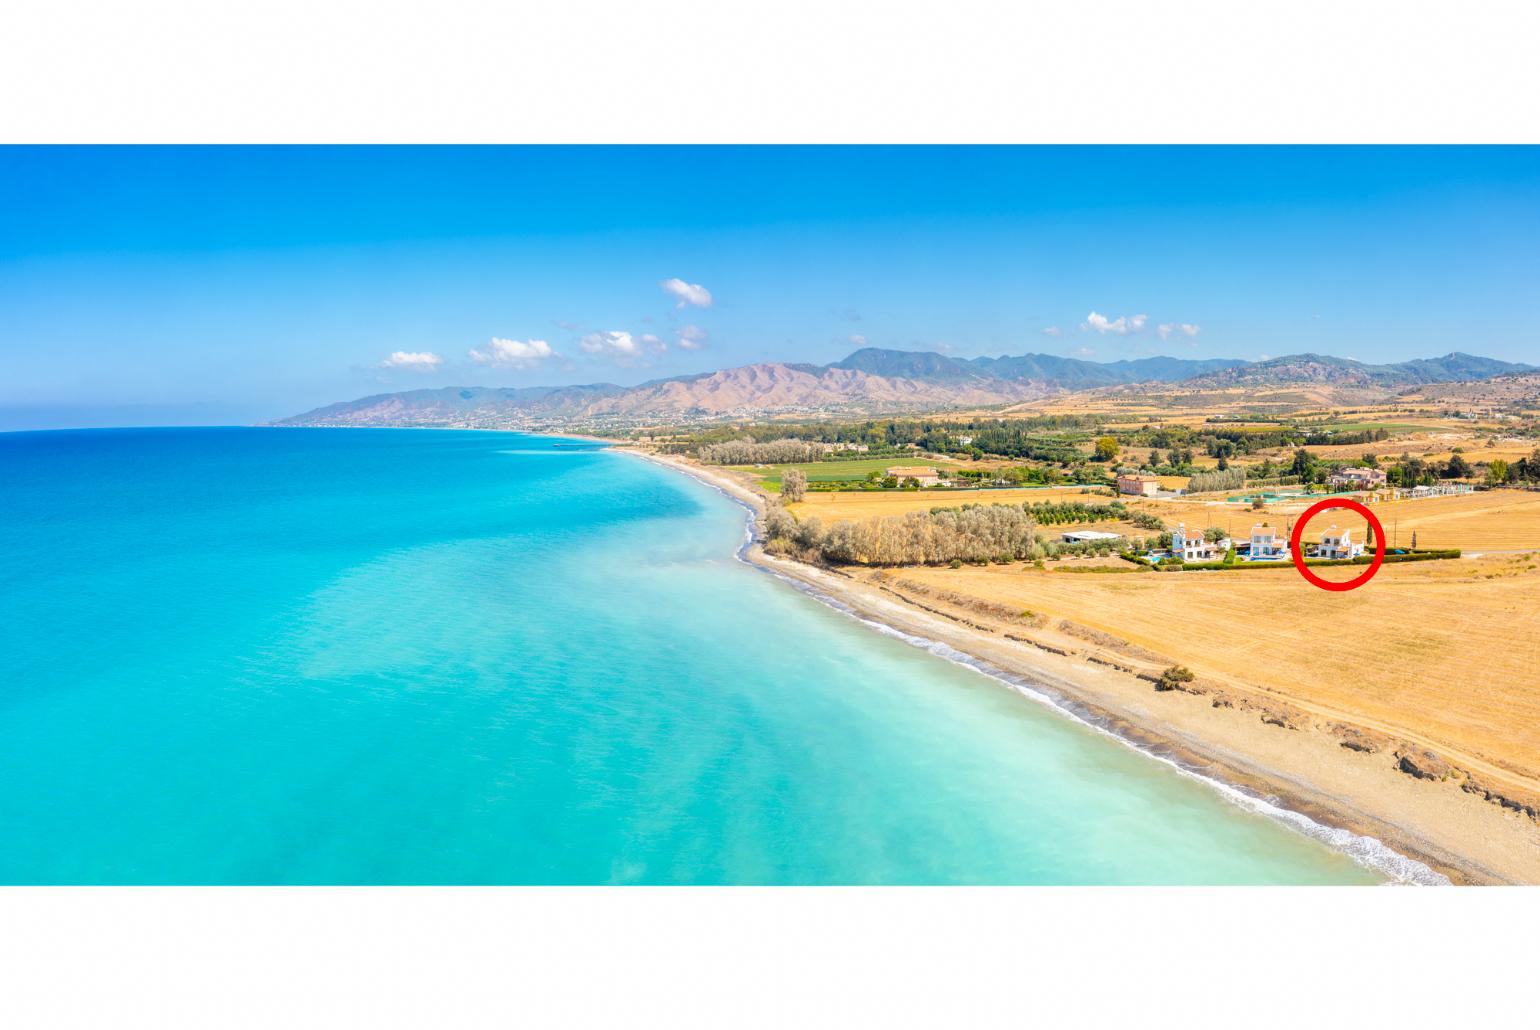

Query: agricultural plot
[785,485,1117,521]
[1266,489,1540,553]
[728,456,966,491]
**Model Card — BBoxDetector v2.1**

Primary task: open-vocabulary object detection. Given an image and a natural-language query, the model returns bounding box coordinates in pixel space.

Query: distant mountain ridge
[275,347,1535,427]
[831,347,1246,388]
[1182,351,1534,388]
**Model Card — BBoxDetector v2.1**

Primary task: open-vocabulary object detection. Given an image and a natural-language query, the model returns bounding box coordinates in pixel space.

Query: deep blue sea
[0,427,1403,884]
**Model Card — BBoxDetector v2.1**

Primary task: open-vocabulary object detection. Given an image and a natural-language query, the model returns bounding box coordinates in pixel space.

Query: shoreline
[625,447,1540,885]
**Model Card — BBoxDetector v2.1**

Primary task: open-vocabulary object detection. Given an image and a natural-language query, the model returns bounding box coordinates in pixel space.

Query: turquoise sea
[0,428,1416,884]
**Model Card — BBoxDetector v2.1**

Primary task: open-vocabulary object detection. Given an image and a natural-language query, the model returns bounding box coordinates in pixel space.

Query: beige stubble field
[888,552,1540,786]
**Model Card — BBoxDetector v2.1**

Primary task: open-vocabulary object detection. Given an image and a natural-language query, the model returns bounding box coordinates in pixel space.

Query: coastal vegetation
[763,499,1154,566]
[765,503,1041,566]
[699,438,826,464]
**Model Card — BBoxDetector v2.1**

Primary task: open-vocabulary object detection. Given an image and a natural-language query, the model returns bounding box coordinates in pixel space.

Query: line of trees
[698,438,825,465]
[1020,500,1129,525]
[1384,452,1488,487]
[766,504,1040,565]
[1185,467,1246,494]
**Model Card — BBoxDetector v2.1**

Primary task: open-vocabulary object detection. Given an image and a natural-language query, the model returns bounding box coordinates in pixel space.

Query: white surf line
[626,451,1450,885]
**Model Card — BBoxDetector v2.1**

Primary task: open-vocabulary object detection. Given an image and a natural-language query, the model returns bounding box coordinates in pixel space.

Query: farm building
[1061,530,1123,544]
[884,465,942,487]
[1116,473,1159,497]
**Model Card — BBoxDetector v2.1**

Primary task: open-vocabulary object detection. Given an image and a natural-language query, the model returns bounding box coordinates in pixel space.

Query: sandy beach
[629,447,1540,885]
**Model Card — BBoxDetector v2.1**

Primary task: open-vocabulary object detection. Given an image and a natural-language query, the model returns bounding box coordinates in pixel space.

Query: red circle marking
[1289,497,1387,592]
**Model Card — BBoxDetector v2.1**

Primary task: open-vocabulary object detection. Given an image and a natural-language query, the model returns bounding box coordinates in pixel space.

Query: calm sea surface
[0,428,1390,883]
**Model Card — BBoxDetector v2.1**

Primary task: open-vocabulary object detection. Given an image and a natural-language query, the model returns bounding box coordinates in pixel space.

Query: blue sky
[2,146,1537,429]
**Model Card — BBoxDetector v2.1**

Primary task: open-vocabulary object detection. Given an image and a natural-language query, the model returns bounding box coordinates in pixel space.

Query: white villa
[1247,523,1289,559]
[1313,525,1365,560]
[1170,523,1227,562]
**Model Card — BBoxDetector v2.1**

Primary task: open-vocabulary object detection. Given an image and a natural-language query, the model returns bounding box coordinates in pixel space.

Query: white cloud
[578,330,642,357]
[659,277,713,308]
[640,333,668,354]
[1082,311,1148,335]
[1040,326,1062,338]
[679,325,710,351]
[847,333,867,346]
[468,337,556,368]
[1071,345,1096,358]
[1157,322,1201,341]
[377,350,444,371]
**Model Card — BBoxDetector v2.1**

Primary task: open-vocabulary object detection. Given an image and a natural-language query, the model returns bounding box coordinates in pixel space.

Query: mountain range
[276,348,1536,428]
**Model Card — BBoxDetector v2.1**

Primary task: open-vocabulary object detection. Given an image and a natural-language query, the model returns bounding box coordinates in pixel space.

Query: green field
[730,457,966,491]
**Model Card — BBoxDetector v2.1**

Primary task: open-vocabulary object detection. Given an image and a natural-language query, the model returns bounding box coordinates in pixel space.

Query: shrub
[1156,666,1195,692]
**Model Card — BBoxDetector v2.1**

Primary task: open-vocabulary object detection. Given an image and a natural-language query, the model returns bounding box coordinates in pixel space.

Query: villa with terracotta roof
[884,465,942,487]
[1170,523,1227,562]
[1116,473,1159,496]
[1327,466,1388,491]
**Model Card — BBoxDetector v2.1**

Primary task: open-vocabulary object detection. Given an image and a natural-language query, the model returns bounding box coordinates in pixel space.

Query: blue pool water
[0,428,1396,884]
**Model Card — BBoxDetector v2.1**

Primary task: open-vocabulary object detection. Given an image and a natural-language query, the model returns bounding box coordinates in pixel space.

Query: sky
[1,145,1537,430]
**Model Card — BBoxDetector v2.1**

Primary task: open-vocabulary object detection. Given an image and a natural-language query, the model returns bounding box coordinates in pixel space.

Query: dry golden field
[1265,489,1540,553]
[1414,441,1538,466]
[1295,434,1469,462]
[887,554,1540,784]
[786,485,1114,521]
